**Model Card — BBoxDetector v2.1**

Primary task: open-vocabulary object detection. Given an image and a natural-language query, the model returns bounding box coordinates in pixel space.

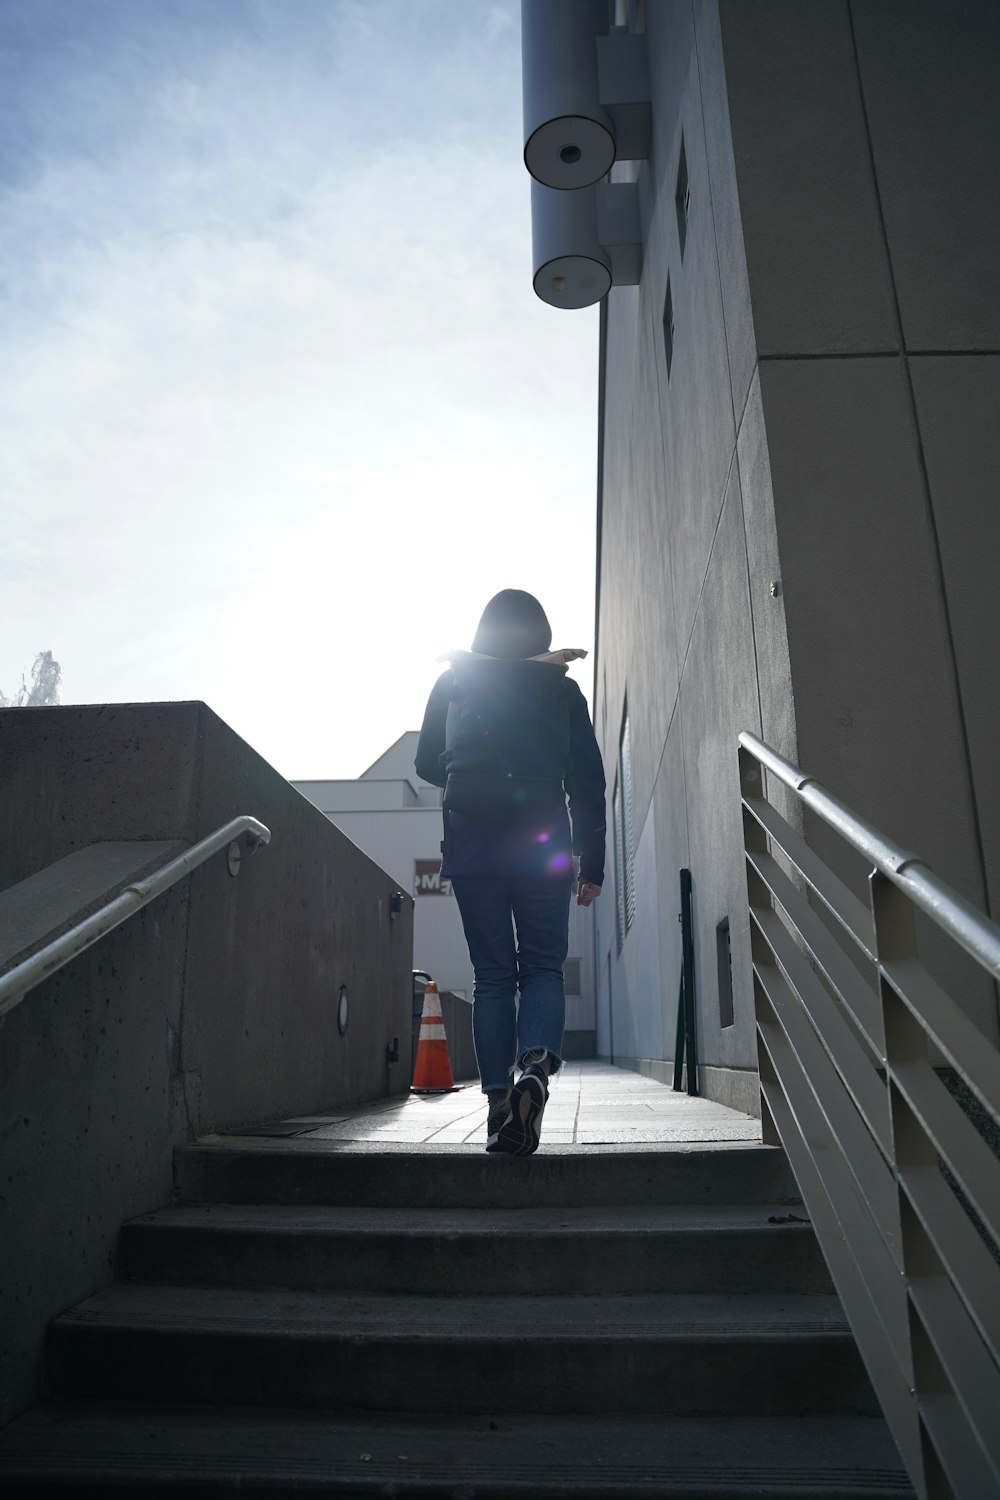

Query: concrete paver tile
[295,1061,760,1149]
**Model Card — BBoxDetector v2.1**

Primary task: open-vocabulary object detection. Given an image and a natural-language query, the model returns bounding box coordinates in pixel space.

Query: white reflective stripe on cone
[420,1024,447,1040]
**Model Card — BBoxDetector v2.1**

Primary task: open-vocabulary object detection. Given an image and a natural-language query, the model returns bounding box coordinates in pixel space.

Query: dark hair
[471,590,552,658]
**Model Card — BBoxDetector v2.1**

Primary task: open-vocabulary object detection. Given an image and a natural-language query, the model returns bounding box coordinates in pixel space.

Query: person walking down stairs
[416,589,606,1155]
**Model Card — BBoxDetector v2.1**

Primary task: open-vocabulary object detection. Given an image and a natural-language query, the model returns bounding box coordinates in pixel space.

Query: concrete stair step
[174,1140,797,1209]
[121,1201,832,1296]
[0,1402,916,1497]
[48,1285,878,1417]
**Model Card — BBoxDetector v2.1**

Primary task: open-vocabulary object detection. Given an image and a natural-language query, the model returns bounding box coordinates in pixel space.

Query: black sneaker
[497,1058,549,1155]
[485,1089,512,1153]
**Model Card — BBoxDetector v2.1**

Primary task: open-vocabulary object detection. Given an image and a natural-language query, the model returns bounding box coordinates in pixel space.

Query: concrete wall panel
[759,358,997,1039]
[1,894,187,1429]
[851,0,1000,352]
[719,0,896,356]
[633,806,664,1063]
[910,355,1000,925]
[693,0,757,422]
[600,300,683,830]
[736,370,796,762]
[643,41,739,655]
[678,466,762,1085]
[652,713,690,1059]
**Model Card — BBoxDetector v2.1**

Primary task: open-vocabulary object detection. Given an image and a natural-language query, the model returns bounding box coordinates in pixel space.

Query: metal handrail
[739,731,1000,1500]
[0,816,271,1019]
[740,732,1000,980]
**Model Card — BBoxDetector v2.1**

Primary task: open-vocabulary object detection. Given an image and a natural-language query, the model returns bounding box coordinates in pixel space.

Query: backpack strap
[443,671,462,764]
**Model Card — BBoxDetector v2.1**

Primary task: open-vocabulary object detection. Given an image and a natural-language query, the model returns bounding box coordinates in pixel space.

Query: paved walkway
[260,1062,761,1149]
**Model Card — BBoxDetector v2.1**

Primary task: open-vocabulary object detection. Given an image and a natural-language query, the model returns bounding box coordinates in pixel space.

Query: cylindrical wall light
[532,181,611,309]
[522,0,614,191]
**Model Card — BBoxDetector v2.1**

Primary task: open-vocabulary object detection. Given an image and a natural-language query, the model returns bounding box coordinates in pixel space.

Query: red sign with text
[414,859,452,897]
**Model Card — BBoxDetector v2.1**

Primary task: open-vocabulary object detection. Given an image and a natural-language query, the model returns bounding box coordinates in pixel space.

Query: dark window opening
[717,918,734,1028]
[613,778,625,954]
[675,136,690,257]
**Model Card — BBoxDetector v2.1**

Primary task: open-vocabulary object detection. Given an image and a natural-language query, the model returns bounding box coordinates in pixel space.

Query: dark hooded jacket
[415,657,606,886]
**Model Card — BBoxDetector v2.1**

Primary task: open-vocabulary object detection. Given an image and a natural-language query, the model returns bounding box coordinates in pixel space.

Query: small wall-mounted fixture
[522,2,651,309]
[337,984,349,1036]
[389,890,404,920]
[533,180,641,309]
[522,0,615,190]
[532,180,611,308]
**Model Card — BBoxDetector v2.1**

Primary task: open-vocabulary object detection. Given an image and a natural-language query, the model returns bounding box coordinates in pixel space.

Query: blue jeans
[452,875,571,1093]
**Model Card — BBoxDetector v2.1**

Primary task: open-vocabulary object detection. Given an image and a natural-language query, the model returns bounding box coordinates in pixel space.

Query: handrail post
[741,747,781,1144]
[739,726,1000,1499]
[871,870,945,1500]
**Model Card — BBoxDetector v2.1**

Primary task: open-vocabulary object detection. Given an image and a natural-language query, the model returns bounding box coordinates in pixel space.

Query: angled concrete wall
[0,702,413,1426]
[595,0,772,1114]
[594,0,1000,1108]
[722,0,1000,1036]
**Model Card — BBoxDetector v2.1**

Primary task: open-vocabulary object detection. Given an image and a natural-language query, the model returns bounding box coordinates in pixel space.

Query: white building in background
[292,731,598,1058]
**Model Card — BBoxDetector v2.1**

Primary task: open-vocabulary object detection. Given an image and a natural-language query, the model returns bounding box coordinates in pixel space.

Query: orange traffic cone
[411,980,459,1093]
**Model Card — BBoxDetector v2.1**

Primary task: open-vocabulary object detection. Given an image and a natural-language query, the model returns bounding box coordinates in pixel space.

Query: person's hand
[577,879,602,907]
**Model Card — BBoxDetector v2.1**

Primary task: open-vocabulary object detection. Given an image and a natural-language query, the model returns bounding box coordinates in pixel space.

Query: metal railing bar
[748,848,884,1055]
[919,1391,998,1500]
[758,1050,924,1481]
[743,792,877,961]
[755,967,901,1266]
[755,1021,914,1378]
[900,1162,1000,1368]
[741,732,1000,1500]
[0,815,271,1019]
[751,903,892,1158]
[910,1276,1000,1487]
[891,1059,1000,1254]
[881,959,1000,1131]
[740,731,1000,983]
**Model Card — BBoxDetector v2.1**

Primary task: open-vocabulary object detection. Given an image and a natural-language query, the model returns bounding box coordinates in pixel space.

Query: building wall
[0,702,413,1425]
[594,0,1000,1110]
[595,0,769,1113]
[294,778,420,811]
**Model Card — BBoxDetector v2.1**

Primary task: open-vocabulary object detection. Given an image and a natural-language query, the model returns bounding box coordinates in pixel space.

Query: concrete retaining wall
[0,702,413,1426]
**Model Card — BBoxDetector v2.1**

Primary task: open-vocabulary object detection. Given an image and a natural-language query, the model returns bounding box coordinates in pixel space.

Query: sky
[0,0,599,778]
